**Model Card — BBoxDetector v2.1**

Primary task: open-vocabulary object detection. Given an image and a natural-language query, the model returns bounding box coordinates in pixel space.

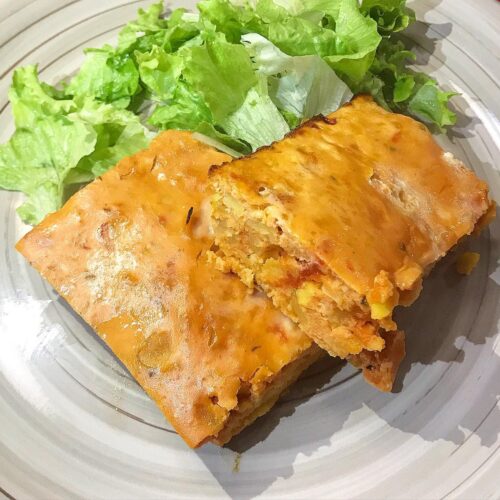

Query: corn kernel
[370,302,392,320]
[296,282,318,307]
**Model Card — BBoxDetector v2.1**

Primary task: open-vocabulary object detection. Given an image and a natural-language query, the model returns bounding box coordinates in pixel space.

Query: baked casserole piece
[209,96,494,361]
[17,131,325,448]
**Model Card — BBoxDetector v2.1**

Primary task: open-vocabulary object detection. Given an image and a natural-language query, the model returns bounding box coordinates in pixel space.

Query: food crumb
[456,252,480,275]
[232,452,241,473]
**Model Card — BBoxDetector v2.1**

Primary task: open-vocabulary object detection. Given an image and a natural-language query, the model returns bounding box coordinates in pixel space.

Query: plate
[0,1,499,498]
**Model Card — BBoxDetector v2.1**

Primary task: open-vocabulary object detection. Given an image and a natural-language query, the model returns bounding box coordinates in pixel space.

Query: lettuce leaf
[361,0,415,36]
[271,57,353,119]
[182,37,257,122]
[65,47,140,107]
[68,98,153,180]
[0,117,96,224]
[321,0,381,83]
[355,38,457,128]
[0,67,149,224]
[117,1,168,52]
[136,47,184,101]
[118,5,201,55]
[221,76,290,150]
[8,65,75,127]
[195,122,252,154]
[243,33,352,121]
[408,81,457,128]
[199,0,380,83]
[148,82,213,130]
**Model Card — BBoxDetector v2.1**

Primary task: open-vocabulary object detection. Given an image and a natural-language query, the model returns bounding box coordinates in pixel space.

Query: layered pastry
[17,131,324,447]
[209,96,494,361]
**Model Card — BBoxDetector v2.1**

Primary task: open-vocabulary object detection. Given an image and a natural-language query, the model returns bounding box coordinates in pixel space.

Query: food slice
[17,131,324,448]
[209,95,494,360]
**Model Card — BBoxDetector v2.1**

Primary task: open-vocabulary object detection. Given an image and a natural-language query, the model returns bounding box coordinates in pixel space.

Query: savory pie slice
[209,95,494,360]
[17,131,323,448]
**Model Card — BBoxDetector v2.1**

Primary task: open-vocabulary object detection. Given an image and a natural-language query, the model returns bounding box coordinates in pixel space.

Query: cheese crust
[17,131,322,448]
[209,96,494,359]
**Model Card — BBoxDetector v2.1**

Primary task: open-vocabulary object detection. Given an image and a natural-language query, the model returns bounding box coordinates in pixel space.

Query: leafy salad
[0,0,457,224]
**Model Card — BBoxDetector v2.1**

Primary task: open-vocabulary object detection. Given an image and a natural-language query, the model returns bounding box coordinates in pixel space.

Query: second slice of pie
[208,96,494,360]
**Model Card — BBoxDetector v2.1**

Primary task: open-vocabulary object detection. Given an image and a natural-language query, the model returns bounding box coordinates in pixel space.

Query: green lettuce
[117,1,169,52]
[243,33,352,122]
[221,76,290,150]
[198,0,381,84]
[408,81,457,128]
[8,65,75,127]
[361,0,415,36]
[148,82,212,131]
[136,47,184,101]
[183,37,257,122]
[65,47,140,107]
[0,66,149,224]
[355,39,456,128]
[0,117,96,224]
[68,98,153,180]
[137,39,254,152]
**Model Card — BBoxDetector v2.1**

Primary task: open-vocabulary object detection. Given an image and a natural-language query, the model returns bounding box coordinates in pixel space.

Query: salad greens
[0,0,456,224]
[0,66,151,224]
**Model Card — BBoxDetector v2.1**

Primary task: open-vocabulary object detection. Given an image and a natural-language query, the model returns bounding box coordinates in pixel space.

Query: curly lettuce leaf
[161,9,203,53]
[119,5,201,55]
[242,32,292,75]
[8,65,75,127]
[68,98,152,180]
[363,39,415,103]
[0,67,149,223]
[361,0,415,36]
[0,117,96,224]
[221,76,290,150]
[182,37,257,122]
[243,33,352,121]
[197,0,253,43]
[195,122,252,154]
[321,0,381,83]
[65,47,140,107]
[148,82,213,130]
[356,38,457,128]
[136,47,184,101]
[137,38,256,151]
[270,56,352,119]
[199,0,380,83]
[117,1,168,52]
[408,81,457,128]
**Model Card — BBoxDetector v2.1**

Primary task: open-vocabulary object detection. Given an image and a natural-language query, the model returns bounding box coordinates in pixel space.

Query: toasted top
[17,131,312,447]
[328,96,494,252]
[210,96,493,299]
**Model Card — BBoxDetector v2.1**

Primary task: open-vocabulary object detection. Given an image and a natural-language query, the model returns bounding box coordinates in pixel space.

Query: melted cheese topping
[210,95,493,299]
[17,131,313,447]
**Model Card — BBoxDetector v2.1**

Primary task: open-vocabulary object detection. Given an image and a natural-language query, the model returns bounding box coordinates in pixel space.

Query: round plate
[0,1,499,498]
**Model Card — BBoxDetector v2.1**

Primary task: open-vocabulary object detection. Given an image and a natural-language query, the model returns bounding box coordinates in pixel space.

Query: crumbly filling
[210,192,387,358]
[211,344,324,445]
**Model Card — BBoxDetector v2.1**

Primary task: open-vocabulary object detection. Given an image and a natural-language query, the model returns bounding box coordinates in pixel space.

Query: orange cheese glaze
[330,96,493,257]
[210,96,493,297]
[17,131,313,447]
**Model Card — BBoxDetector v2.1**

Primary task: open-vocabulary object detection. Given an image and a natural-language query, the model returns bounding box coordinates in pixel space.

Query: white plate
[0,1,499,498]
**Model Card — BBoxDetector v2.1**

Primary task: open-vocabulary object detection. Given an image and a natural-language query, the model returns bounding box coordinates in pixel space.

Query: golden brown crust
[16,131,315,448]
[209,96,493,360]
